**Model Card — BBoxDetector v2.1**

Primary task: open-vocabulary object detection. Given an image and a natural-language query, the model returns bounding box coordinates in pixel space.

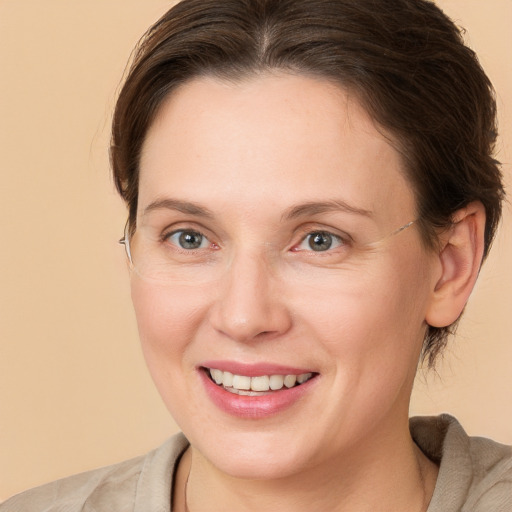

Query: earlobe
[425,201,486,328]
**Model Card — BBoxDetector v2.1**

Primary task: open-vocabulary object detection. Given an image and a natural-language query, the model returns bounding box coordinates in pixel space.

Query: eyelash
[161,227,350,255]
[161,229,216,252]
[292,231,347,253]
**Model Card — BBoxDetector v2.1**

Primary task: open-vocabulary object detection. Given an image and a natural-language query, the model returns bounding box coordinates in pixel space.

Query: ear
[425,201,486,328]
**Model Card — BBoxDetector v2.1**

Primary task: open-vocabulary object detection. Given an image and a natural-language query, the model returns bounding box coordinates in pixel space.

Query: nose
[209,250,292,343]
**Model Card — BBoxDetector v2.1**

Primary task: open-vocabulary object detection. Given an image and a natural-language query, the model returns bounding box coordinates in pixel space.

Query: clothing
[1,415,511,511]
[410,415,512,511]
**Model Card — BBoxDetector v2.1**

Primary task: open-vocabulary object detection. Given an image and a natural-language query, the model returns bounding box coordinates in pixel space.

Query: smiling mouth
[204,367,316,396]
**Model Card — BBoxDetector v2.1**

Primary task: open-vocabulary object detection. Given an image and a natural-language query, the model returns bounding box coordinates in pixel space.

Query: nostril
[253,330,282,341]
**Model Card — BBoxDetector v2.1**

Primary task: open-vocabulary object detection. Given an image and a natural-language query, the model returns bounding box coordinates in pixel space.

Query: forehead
[138,73,416,226]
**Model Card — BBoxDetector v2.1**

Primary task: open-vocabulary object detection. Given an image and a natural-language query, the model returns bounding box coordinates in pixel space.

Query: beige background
[0,0,510,501]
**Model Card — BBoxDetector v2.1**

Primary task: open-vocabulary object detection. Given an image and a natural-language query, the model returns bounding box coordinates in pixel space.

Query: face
[132,73,438,480]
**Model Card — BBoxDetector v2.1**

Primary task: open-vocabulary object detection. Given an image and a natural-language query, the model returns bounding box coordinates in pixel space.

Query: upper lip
[200,360,316,377]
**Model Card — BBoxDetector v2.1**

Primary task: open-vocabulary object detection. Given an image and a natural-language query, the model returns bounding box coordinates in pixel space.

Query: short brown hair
[111,0,504,366]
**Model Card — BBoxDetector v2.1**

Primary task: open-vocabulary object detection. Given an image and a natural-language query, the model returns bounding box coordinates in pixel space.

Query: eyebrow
[142,198,214,218]
[281,200,373,221]
[142,197,372,221]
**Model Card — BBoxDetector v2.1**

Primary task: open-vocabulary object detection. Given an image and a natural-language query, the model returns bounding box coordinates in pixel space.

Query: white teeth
[225,387,263,396]
[251,375,270,392]
[284,375,297,388]
[223,371,234,387]
[269,374,284,390]
[211,368,223,385]
[297,372,312,384]
[208,368,314,392]
[232,375,251,390]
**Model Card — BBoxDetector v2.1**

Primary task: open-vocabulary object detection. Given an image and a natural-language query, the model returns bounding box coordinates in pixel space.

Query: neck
[175,420,438,512]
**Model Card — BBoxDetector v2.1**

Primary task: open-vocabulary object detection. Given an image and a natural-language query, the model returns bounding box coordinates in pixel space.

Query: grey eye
[294,231,345,253]
[307,232,334,251]
[168,230,208,250]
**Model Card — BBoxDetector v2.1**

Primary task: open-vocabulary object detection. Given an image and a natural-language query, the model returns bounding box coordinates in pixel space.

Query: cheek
[130,276,219,429]
[130,277,208,375]
[293,250,432,374]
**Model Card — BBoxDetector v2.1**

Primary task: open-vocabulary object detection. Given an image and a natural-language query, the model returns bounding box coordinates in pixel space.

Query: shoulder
[0,455,145,512]
[410,414,512,512]
[0,433,189,512]
[463,430,512,511]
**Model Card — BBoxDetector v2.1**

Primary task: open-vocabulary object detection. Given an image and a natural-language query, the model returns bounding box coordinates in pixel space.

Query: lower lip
[199,369,317,419]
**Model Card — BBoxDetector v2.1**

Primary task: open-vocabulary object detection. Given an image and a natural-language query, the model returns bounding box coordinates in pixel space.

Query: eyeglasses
[119,218,418,284]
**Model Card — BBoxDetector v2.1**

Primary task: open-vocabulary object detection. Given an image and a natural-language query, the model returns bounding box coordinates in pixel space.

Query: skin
[130,73,484,511]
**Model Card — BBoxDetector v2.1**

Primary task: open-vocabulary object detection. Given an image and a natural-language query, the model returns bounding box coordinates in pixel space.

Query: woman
[2,0,510,510]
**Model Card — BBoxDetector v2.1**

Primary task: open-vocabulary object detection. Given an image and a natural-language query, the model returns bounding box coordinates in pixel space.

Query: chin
[193,430,315,480]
